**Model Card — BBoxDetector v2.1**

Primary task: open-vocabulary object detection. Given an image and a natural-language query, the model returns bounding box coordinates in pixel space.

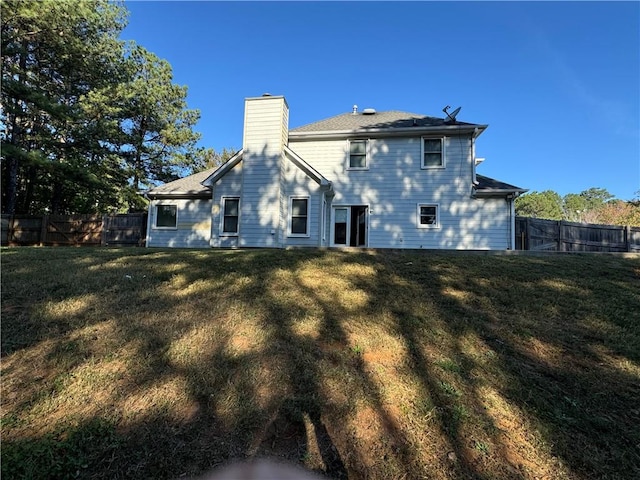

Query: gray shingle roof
[291,110,477,133]
[146,168,215,197]
[475,175,527,194]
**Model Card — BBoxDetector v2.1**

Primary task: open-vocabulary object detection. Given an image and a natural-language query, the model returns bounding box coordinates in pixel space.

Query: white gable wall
[289,134,510,249]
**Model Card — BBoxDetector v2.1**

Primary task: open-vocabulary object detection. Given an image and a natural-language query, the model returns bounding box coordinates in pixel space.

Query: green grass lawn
[1,247,639,479]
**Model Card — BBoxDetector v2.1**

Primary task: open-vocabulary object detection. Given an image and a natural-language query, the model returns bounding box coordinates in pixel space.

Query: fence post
[101,214,108,246]
[39,215,49,246]
[625,225,631,252]
[558,220,564,252]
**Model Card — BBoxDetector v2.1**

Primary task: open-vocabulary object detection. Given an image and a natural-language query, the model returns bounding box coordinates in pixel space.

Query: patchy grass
[1,247,639,479]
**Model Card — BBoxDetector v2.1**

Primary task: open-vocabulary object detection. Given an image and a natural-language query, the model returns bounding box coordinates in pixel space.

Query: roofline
[147,192,212,200]
[289,124,488,140]
[284,146,332,187]
[202,149,244,186]
[473,187,529,198]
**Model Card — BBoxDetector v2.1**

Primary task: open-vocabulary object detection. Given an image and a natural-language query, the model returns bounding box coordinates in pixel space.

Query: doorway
[331,206,368,247]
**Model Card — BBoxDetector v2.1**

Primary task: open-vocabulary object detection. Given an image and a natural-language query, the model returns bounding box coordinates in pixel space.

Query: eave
[289,124,488,141]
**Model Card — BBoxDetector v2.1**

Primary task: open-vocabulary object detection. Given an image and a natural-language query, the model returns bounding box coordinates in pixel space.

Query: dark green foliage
[1,0,213,214]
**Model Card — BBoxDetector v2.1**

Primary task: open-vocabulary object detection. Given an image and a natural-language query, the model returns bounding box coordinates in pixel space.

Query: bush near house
[2,248,639,479]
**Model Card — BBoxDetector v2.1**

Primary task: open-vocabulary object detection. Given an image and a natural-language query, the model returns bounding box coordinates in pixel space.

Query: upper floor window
[421,137,444,169]
[348,139,369,170]
[155,205,177,229]
[221,197,239,235]
[417,204,439,228]
[289,196,309,236]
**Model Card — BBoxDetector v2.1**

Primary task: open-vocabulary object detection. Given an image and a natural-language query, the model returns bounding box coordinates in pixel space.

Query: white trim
[417,203,440,229]
[219,196,240,236]
[331,206,351,246]
[153,204,178,230]
[288,196,310,237]
[421,136,445,169]
[347,138,370,170]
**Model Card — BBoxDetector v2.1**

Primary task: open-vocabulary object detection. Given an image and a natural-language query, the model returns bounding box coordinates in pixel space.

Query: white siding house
[146,94,526,249]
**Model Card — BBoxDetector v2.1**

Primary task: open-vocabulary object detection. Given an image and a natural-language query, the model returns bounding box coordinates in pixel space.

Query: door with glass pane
[331,206,367,247]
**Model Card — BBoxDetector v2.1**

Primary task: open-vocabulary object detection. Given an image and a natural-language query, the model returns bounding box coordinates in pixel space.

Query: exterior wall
[240,96,288,247]
[289,134,510,249]
[147,198,211,248]
[211,161,243,248]
[281,156,323,247]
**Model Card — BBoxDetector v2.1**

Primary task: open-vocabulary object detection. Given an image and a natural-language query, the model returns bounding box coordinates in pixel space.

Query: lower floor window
[221,197,239,235]
[417,204,439,228]
[155,205,177,228]
[289,197,309,236]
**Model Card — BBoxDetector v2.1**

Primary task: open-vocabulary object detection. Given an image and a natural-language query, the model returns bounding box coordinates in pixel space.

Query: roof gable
[146,168,215,198]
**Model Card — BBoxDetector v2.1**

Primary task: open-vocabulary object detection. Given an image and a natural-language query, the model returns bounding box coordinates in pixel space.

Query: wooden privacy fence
[1,213,147,247]
[515,216,640,252]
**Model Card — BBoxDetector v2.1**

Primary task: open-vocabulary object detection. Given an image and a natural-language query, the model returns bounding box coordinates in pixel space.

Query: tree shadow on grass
[2,248,639,479]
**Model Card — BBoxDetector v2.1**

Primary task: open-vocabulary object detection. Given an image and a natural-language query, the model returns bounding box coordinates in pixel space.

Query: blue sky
[122,1,640,200]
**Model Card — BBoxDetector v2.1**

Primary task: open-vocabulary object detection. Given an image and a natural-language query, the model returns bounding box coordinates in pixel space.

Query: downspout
[472,128,479,186]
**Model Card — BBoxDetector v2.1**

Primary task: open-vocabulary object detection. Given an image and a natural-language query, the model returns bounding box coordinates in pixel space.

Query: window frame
[154,204,178,230]
[421,136,445,169]
[219,196,240,236]
[347,138,370,170]
[417,203,440,229]
[288,196,310,237]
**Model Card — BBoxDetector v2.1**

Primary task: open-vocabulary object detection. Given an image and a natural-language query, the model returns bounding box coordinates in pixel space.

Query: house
[145,94,526,249]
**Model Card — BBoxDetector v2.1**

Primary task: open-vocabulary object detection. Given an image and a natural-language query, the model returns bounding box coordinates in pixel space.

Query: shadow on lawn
[1,248,639,479]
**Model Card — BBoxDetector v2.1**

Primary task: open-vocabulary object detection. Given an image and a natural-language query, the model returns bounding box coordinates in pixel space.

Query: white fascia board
[201,150,244,186]
[289,124,488,141]
[284,146,331,187]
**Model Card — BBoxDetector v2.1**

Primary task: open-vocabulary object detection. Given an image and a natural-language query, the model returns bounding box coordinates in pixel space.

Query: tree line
[1,0,234,215]
[515,187,640,226]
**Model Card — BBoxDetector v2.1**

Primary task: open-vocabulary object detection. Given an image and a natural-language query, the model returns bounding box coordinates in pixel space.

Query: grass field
[1,247,639,479]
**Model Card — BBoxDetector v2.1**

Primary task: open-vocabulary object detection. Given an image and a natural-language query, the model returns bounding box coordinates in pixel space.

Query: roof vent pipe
[352,105,358,115]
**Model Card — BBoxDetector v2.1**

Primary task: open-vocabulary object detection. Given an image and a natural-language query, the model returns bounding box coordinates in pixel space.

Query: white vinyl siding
[289,135,511,249]
[146,199,211,248]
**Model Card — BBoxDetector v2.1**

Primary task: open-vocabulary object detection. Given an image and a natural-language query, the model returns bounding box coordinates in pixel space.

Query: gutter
[289,124,488,141]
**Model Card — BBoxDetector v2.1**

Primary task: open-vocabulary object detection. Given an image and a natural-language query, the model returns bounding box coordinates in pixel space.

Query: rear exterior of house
[146,94,526,249]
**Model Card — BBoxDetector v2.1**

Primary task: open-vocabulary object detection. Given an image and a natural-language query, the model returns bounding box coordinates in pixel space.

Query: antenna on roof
[443,105,461,123]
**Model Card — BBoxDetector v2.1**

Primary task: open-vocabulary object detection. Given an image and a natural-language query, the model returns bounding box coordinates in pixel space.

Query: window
[348,139,369,169]
[155,205,177,229]
[289,197,309,236]
[421,137,444,168]
[221,197,239,235]
[417,204,439,228]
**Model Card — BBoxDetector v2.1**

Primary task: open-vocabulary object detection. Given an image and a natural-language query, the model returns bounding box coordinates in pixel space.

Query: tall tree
[1,0,129,214]
[118,45,203,209]
[190,147,238,174]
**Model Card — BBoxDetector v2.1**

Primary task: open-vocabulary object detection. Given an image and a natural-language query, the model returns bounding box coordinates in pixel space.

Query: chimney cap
[262,92,272,97]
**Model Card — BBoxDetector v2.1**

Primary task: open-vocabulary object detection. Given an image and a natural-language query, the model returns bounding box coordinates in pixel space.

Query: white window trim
[347,138,370,170]
[153,204,178,230]
[288,196,310,237]
[219,196,240,237]
[417,203,440,229]
[421,136,445,169]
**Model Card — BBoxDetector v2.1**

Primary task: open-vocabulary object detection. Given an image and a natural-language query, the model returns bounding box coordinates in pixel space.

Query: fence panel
[0,213,147,247]
[516,216,638,252]
[103,213,147,246]
[1,215,44,246]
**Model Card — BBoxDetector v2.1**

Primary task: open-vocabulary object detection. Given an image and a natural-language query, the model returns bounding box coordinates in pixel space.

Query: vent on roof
[362,108,376,115]
[262,93,272,97]
[352,105,358,115]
